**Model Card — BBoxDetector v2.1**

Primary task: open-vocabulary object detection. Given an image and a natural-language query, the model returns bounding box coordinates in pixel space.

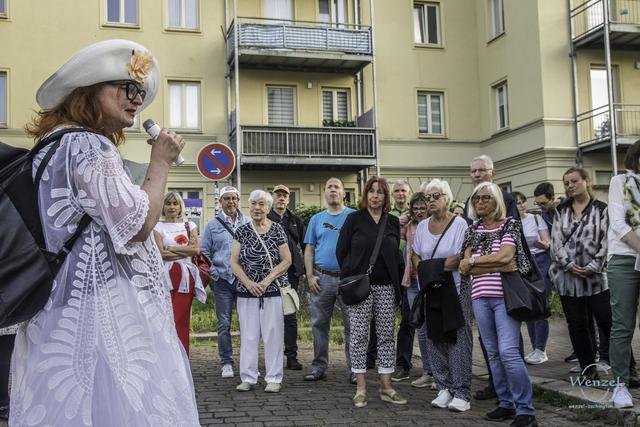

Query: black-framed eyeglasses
[472,195,493,204]
[109,80,146,102]
[424,192,442,202]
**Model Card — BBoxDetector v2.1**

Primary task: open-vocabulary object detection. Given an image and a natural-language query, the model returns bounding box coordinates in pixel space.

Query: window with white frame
[322,88,350,123]
[0,72,6,126]
[267,86,296,126]
[106,0,138,25]
[417,91,444,135]
[319,0,347,27]
[168,0,199,30]
[490,0,504,38]
[413,2,440,45]
[0,0,7,17]
[494,82,509,130]
[169,81,201,130]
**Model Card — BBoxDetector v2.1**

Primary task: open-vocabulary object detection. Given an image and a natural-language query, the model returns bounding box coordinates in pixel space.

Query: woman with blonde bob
[11,40,199,425]
[412,179,471,411]
[153,191,207,355]
[459,182,537,426]
[231,190,292,393]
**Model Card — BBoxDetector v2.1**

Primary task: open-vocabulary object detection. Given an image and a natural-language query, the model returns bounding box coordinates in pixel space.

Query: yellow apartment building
[1,0,639,227]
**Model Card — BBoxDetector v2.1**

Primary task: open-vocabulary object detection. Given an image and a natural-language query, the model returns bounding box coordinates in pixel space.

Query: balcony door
[264,0,293,23]
[319,0,347,27]
[590,66,620,138]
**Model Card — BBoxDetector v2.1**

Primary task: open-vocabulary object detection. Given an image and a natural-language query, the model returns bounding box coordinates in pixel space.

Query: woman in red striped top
[459,182,537,427]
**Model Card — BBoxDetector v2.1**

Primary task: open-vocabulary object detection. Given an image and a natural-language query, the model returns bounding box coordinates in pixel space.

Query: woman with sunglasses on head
[10,40,199,425]
[400,191,433,388]
[549,168,611,381]
[459,182,536,427]
[412,179,471,411]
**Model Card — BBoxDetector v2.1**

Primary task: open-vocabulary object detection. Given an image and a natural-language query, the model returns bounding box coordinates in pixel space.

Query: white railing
[240,125,375,158]
[227,17,372,59]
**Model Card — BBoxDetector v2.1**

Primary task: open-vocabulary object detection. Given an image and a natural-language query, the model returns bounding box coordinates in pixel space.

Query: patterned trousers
[425,279,474,401]
[348,284,396,374]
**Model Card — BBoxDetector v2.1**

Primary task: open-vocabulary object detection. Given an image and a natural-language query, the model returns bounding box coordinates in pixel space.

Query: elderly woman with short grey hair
[412,179,471,411]
[230,190,292,393]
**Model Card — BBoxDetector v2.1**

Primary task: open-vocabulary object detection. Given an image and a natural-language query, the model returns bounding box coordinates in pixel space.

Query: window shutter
[322,91,333,121]
[268,87,295,126]
[336,91,348,121]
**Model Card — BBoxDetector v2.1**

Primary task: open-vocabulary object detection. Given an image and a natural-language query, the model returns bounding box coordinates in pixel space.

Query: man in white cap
[268,184,306,370]
[201,186,250,378]
[10,39,199,426]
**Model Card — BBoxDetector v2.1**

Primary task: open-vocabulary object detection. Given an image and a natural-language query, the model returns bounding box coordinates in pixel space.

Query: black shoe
[485,407,516,421]
[510,415,538,427]
[564,352,578,363]
[350,373,357,385]
[391,368,410,382]
[474,386,497,401]
[303,371,326,381]
[287,358,302,370]
[0,405,8,421]
[629,376,640,389]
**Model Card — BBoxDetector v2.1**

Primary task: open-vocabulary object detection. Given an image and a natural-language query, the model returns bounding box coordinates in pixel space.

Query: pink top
[471,222,515,300]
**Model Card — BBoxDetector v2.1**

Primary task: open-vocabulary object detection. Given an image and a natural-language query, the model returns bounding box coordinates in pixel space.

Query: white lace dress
[9,131,200,426]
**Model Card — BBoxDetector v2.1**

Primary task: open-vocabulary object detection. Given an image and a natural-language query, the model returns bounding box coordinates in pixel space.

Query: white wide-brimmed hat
[36,39,160,111]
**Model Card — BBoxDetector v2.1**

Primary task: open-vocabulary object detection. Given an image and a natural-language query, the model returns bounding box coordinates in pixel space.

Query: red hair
[358,176,391,213]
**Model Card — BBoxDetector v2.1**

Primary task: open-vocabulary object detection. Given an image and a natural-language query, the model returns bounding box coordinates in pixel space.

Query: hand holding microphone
[143,119,185,166]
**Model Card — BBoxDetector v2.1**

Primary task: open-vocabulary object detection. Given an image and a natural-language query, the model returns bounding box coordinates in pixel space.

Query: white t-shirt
[412,216,468,287]
[521,213,548,255]
[154,221,197,256]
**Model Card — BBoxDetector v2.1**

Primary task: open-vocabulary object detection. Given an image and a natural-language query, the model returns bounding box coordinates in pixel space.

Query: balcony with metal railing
[226,17,373,73]
[571,0,640,48]
[231,124,376,169]
[576,104,640,151]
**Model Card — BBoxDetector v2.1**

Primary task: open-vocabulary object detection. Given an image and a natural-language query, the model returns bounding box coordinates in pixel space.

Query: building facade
[1,0,639,221]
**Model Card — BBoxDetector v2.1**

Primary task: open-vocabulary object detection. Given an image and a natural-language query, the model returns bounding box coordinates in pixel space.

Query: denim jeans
[406,279,430,373]
[214,278,237,366]
[308,271,351,374]
[473,297,535,416]
[526,252,553,351]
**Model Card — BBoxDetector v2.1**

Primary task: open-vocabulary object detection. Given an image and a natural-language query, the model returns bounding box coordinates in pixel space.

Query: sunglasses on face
[111,81,147,102]
[424,192,442,202]
[472,194,493,204]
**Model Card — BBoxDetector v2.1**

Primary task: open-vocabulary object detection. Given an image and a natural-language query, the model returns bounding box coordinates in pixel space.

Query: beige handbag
[251,223,300,315]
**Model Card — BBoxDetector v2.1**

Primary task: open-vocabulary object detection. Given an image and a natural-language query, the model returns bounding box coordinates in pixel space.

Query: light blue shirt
[304,208,355,272]
[200,210,249,284]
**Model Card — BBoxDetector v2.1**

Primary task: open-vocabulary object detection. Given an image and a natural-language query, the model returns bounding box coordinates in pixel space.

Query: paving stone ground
[191,341,592,426]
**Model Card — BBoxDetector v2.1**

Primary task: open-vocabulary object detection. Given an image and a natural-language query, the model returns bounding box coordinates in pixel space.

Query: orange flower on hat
[127,52,153,84]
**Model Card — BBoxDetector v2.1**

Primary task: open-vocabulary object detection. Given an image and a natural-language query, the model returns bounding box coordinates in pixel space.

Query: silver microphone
[143,119,185,166]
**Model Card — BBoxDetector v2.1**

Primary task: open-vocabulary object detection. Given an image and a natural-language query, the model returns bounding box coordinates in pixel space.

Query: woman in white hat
[10,40,200,426]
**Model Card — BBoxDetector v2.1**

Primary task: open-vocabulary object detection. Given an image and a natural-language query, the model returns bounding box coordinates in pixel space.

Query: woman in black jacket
[337,176,405,408]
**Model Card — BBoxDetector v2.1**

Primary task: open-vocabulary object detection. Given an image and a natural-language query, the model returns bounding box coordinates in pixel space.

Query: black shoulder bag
[500,220,550,322]
[338,215,388,306]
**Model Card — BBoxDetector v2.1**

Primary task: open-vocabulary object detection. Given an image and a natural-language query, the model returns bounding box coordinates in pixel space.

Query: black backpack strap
[55,214,93,264]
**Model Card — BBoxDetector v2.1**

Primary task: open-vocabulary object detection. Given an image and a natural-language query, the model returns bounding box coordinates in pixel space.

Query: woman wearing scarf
[608,140,640,408]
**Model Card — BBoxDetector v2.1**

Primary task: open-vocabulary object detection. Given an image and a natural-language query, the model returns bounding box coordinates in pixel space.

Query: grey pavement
[192,341,586,426]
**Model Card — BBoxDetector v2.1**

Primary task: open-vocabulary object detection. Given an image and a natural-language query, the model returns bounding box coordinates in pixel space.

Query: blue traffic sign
[196,143,236,181]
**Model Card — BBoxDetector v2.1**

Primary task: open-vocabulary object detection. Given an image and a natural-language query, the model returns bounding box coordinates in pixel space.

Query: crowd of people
[3,38,640,427]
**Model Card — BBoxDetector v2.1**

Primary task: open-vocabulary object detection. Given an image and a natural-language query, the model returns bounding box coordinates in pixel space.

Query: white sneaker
[524,350,536,363]
[526,349,548,365]
[611,384,633,409]
[431,389,453,408]
[411,373,434,388]
[221,364,234,378]
[448,397,471,412]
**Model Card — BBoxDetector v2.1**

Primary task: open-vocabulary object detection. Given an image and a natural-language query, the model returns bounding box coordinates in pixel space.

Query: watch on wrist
[469,256,477,266]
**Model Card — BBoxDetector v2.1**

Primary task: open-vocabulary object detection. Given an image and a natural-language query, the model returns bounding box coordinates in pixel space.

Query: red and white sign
[196,143,236,181]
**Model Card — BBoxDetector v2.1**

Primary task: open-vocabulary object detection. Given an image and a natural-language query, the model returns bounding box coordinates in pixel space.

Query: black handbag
[500,225,550,322]
[338,215,388,306]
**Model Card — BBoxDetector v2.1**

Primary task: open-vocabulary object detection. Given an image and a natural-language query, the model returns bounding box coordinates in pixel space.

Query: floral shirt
[10,131,199,426]
[235,222,289,298]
